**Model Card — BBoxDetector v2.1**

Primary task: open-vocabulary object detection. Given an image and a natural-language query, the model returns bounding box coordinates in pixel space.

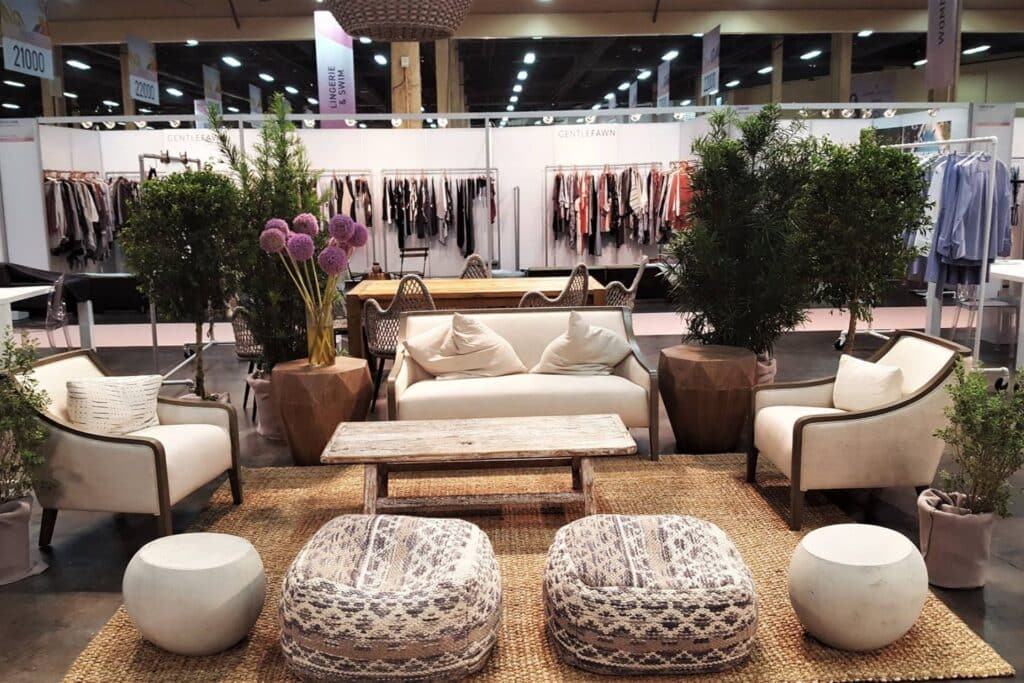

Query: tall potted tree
[920,362,1024,588]
[0,332,49,584]
[794,128,928,353]
[121,168,242,399]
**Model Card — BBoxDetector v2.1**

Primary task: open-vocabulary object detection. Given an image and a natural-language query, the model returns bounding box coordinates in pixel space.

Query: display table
[0,285,52,340]
[272,357,373,466]
[658,344,757,453]
[989,260,1024,370]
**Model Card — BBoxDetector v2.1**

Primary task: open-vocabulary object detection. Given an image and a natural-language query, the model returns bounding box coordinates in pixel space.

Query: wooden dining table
[345,276,606,358]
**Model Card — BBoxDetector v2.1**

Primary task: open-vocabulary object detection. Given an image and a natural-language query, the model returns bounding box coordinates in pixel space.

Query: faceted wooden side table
[658,344,757,453]
[272,357,373,466]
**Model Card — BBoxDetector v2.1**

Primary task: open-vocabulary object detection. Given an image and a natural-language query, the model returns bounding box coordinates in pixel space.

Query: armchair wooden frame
[746,330,970,530]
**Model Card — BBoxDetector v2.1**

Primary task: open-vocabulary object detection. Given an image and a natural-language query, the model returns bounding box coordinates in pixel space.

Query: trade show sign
[1,0,52,80]
[127,34,159,105]
[700,26,721,98]
[203,64,222,112]
[926,0,960,91]
[656,61,671,107]
[249,84,263,115]
[314,10,355,129]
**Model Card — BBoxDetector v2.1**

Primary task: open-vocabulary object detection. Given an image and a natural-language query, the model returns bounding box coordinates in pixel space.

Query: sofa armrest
[387,347,431,420]
[614,351,654,393]
[157,397,239,471]
[753,378,836,413]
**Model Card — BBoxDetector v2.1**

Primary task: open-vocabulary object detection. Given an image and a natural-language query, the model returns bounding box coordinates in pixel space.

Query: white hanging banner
[249,84,263,114]
[700,26,721,98]
[194,99,210,130]
[628,82,638,108]
[656,61,671,107]
[1,0,52,80]
[314,10,355,130]
[203,64,222,111]
[126,34,159,105]
[925,0,960,91]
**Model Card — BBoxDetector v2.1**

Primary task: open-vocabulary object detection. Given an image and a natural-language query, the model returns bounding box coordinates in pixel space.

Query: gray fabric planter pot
[0,498,48,585]
[918,489,994,589]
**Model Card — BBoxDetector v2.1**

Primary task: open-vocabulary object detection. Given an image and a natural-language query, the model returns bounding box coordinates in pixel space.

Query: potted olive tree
[0,332,49,584]
[121,168,243,400]
[919,361,1024,588]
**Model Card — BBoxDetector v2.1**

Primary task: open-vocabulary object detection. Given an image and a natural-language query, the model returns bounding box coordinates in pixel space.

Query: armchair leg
[39,508,58,547]
[790,487,804,531]
[648,425,660,462]
[156,511,173,537]
[229,467,243,505]
[746,448,759,483]
[370,357,385,413]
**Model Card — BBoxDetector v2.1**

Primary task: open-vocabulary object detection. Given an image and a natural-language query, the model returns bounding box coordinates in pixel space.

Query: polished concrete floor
[1,331,1021,682]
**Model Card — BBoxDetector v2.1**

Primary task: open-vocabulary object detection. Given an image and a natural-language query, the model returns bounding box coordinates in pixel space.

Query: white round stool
[123,533,266,656]
[788,524,927,652]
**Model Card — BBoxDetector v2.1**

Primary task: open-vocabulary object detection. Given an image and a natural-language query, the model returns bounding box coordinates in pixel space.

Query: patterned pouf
[544,514,758,675]
[280,515,502,682]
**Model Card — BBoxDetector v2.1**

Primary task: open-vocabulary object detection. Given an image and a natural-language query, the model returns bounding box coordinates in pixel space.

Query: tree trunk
[194,321,206,399]
[843,307,858,354]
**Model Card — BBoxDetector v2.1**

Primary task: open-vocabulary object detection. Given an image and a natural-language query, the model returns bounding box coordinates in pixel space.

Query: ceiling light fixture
[617,82,630,91]
[103,121,116,129]
[524,52,536,64]
[169,120,181,128]
[81,121,93,129]
[138,107,152,113]
[517,70,528,80]
[534,120,541,125]
[637,69,652,80]
[513,84,523,93]
[692,33,704,38]
[800,50,822,60]
[165,87,184,97]
[63,91,78,99]
[533,36,543,40]
[840,108,854,118]
[102,100,119,107]
[303,119,315,128]
[542,115,553,124]
[510,95,519,103]
[709,88,719,96]
[629,113,641,122]
[222,56,242,67]
[883,108,897,117]
[757,65,773,74]
[928,108,938,117]
[861,108,873,118]
[430,123,437,129]
[259,72,274,82]
[3,79,25,88]
[307,97,319,105]
[680,99,692,106]
[1,103,19,110]
[344,118,357,126]
[725,79,740,88]
[66,59,91,70]
[285,86,299,95]
[185,39,199,47]
[820,109,833,118]
[227,106,240,113]
[359,36,372,44]
[857,29,874,37]
[438,118,449,128]
[797,108,809,118]
[913,58,927,66]
[591,103,601,110]
[358,123,367,128]
[962,44,991,55]
[575,117,584,123]
[506,104,515,111]
[374,54,388,66]
[585,115,596,124]
[604,92,615,100]
[662,49,679,61]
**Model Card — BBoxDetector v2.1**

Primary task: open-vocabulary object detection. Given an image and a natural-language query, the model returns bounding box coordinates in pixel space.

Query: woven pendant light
[326,0,473,42]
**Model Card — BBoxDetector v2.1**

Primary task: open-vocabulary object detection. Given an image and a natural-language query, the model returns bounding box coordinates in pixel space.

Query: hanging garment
[440,176,453,245]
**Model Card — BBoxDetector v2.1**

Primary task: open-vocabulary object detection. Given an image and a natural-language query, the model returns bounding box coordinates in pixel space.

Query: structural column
[40,45,66,116]
[830,33,852,102]
[770,37,784,103]
[119,43,136,115]
[390,42,421,128]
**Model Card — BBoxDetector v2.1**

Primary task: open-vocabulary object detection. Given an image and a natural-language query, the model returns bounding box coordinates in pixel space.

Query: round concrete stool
[788,524,927,651]
[123,533,265,655]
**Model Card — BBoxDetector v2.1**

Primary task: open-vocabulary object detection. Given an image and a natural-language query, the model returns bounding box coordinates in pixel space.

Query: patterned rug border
[62,455,1016,683]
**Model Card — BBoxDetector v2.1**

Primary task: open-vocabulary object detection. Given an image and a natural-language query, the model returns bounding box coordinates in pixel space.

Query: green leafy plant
[121,169,243,398]
[934,361,1024,517]
[795,128,928,352]
[659,105,819,356]
[210,94,325,370]
[0,332,48,504]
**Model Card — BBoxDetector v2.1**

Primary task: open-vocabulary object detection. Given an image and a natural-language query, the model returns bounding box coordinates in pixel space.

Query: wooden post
[40,45,66,116]
[770,37,784,103]
[580,458,595,516]
[119,43,137,115]
[390,42,421,128]
[830,33,852,103]
[363,464,379,514]
[435,38,450,114]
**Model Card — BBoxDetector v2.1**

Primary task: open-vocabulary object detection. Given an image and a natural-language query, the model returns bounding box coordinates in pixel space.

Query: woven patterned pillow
[66,375,163,435]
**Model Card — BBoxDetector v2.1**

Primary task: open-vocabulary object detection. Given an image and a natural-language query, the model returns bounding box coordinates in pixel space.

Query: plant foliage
[210,94,324,369]
[121,168,242,398]
[659,105,819,356]
[935,361,1024,517]
[0,332,48,504]
[795,128,928,352]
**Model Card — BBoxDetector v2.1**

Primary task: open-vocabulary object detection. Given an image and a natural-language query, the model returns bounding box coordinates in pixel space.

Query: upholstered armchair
[24,350,241,544]
[748,330,970,530]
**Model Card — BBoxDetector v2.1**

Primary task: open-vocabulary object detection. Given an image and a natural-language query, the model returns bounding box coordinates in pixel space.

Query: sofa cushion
[66,375,162,435]
[754,406,845,477]
[398,373,649,427]
[833,354,904,411]
[531,310,632,376]
[128,424,232,505]
[403,312,526,380]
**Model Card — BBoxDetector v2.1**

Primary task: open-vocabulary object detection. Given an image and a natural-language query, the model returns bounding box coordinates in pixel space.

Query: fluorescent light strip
[66,59,91,70]
[800,50,822,60]
[222,56,242,67]
[3,80,25,88]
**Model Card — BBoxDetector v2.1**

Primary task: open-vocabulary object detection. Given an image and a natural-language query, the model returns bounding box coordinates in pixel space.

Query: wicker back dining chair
[230,306,263,422]
[332,290,349,352]
[605,256,649,311]
[363,274,436,410]
[518,264,589,308]
[459,254,491,279]
[42,275,73,349]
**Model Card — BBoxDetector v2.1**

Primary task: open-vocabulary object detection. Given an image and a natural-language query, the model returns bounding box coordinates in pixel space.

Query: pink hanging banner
[314,10,355,129]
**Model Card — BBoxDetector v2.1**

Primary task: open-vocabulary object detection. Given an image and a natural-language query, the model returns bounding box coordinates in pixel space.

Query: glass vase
[306,303,336,368]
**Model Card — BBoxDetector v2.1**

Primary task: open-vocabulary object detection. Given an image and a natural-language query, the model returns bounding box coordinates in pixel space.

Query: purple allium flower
[317,245,350,275]
[293,213,320,236]
[259,228,286,254]
[285,233,315,262]
[328,214,355,243]
[265,218,289,234]
[349,223,369,248]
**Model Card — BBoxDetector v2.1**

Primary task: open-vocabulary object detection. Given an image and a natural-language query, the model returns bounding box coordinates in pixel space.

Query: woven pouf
[280,515,502,681]
[544,514,758,675]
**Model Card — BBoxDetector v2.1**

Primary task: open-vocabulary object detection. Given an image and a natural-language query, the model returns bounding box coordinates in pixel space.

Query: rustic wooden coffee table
[320,414,637,515]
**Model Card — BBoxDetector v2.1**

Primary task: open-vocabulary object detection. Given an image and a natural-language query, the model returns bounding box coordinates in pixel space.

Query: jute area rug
[64,455,1014,683]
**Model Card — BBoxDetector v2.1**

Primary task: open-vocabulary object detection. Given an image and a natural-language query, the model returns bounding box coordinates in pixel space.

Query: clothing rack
[138,152,202,185]
[319,169,376,263]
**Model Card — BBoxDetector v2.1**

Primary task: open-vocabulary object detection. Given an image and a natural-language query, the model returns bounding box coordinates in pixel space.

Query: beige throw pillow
[403,313,526,380]
[531,311,632,375]
[66,375,163,435]
[832,354,904,411]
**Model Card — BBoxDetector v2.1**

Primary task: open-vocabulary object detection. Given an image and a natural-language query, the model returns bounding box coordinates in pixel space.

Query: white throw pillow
[66,375,163,435]
[832,355,904,411]
[531,311,632,375]
[403,313,526,380]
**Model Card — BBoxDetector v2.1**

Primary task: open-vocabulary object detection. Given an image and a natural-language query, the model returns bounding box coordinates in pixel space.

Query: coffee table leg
[580,457,595,516]
[377,465,389,497]
[571,457,582,490]
[363,464,379,515]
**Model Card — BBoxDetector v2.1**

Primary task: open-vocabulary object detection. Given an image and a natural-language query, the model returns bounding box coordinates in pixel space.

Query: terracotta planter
[247,375,285,441]
[918,489,995,589]
[0,498,47,585]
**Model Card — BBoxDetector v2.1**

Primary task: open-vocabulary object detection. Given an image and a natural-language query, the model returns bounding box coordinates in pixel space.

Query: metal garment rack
[379,169,500,277]
[885,136,1001,366]
[541,161,675,268]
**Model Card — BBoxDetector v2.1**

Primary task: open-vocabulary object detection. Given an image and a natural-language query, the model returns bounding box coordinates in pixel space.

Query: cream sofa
[748,330,970,530]
[388,307,659,458]
[25,350,241,544]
